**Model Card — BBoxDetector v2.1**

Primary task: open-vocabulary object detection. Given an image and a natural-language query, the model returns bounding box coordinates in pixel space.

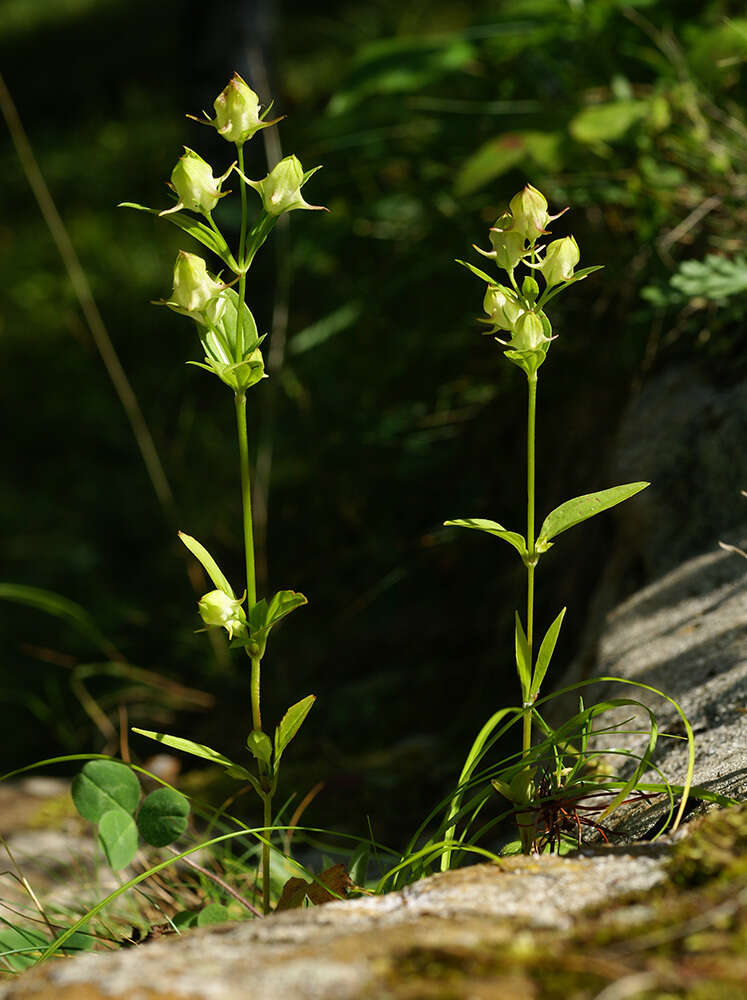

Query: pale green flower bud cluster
[126,74,325,397]
[467,183,599,376]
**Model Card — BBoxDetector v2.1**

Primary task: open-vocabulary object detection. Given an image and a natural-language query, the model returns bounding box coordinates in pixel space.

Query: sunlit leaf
[119,203,239,271]
[537,483,649,545]
[98,808,138,871]
[247,729,273,766]
[514,612,531,700]
[444,519,528,561]
[274,695,315,767]
[177,533,235,597]
[529,608,566,699]
[71,760,140,822]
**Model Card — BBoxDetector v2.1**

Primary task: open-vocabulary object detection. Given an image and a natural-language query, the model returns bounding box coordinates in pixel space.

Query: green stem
[262,793,272,916]
[235,145,249,360]
[523,373,538,760]
[250,655,262,732]
[235,393,257,611]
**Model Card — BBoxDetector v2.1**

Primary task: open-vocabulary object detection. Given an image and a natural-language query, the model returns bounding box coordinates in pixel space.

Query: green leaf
[514,612,531,700]
[0,925,48,971]
[132,729,242,772]
[137,787,190,847]
[244,590,308,658]
[537,483,649,545]
[210,287,260,359]
[196,903,230,926]
[529,608,566,699]
[444,519,528,561]
[177,533,234,597]
[569,100,649,145]
[119,203,239,272]
[98,808,138,871]
[455,131,562,197]
[172,910,198,929]
[247,729,273,766]
[456,259,497,285]
[274,695,316,767]
[71,760,141,822]
[249,590,308,635]
[0,583,115,656]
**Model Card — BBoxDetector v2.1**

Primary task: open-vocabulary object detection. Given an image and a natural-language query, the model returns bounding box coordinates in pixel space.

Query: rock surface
[0,845,671,1000]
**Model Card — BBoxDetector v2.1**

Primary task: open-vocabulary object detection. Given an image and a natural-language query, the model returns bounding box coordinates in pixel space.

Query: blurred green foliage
[1,0,745,844]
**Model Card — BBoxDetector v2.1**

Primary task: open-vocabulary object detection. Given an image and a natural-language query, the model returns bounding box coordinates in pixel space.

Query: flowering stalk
[445,183,651,854]
[124,74,324,912]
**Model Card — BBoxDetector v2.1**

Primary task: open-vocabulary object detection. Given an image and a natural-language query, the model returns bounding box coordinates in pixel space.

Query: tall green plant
[121,74,325,914]
[446,185,656,854]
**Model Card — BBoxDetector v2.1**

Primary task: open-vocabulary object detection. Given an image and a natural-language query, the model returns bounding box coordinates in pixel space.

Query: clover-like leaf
[71,760,141,823]
[98,808,138,871]
[137,787,190,847]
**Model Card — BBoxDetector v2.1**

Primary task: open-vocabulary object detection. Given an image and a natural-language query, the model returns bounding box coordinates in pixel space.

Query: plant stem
[523,372,538,759]
[250,655,262,732]
[235,144,249,360]
[262,793,272,916]
[235,393,257,611]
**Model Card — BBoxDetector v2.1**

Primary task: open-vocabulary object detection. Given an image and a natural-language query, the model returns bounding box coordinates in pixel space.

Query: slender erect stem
[235,393,257,611]
[262,794,272,916]
[523,372,538,759]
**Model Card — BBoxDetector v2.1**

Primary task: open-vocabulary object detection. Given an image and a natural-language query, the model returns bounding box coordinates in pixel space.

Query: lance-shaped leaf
[274,694,315,768]
[529,607,566,700]
[445,519,528,561]
[131,729,253,785]
[119,203,240,273]
[537,482,649,547]
[540,265,604,307]
[456,259,501,286]
[178,532,234,597]
[514,612,531,701]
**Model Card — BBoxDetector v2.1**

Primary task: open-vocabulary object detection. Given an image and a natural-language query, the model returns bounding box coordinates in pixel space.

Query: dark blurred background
[1,0,745,848]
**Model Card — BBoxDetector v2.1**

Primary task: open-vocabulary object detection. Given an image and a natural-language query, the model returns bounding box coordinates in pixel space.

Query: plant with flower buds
[119,73,325,914]
[438,184,694,858]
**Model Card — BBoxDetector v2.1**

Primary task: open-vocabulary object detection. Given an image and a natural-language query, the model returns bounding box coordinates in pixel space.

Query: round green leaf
[196,903,230,927]
[98,808,139,871]
[136,787,190,847]
[71,760,141,822]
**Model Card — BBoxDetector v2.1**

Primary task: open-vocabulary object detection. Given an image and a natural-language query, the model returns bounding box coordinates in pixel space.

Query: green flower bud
[474,212,526,272]
[511,311,547,351]
[541,236,580,288]
[212,73,280,145]
[509,184,550,243]
[167,251,227,326]
[245,155,325,216]
[521,275,540,304]
[489,226,527,272]
[483,285,524,332]
[198,589,247,640]
[164,148,230,216]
